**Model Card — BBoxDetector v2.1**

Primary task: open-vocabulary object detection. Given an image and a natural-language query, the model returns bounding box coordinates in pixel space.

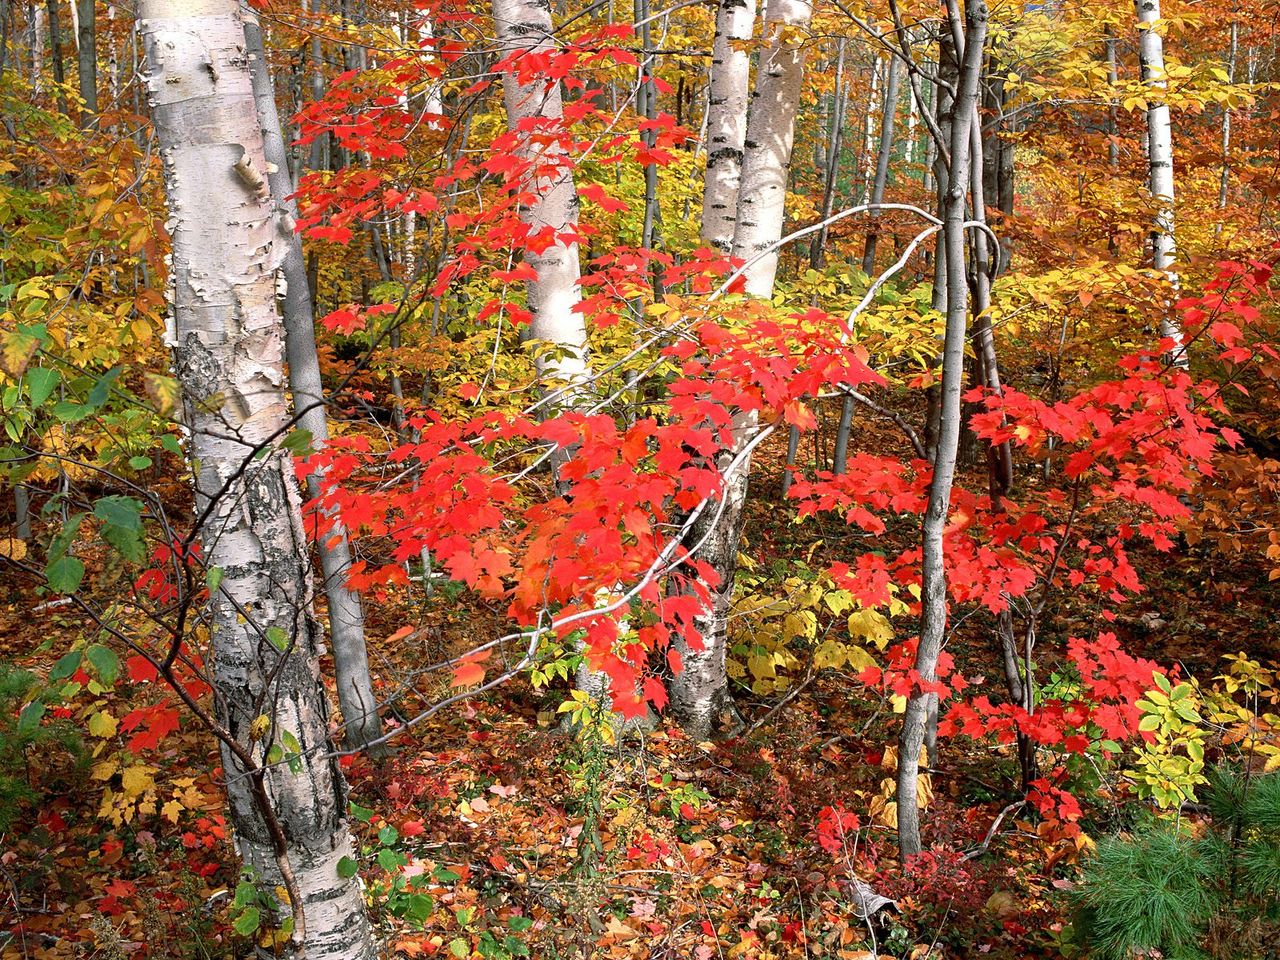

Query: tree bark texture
[137,3,376,955]
[701,0,758,252]
[242,8,383,752]
[896,0,988,862]
[1135,0,1187,365]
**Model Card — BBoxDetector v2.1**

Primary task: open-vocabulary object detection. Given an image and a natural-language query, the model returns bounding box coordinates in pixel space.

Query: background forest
[2,0,1280,957]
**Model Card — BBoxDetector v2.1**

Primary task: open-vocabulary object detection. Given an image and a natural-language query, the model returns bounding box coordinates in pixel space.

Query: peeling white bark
[492,0,589,388]
[667,0,812,740]
[700,0,758,252]
[1136,0,1187,366]
[731,0,813,297]
[137,3,375,956]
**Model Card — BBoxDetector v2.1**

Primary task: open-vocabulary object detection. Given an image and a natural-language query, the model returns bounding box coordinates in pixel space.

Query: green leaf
[128,455,153,471]
[161,434,183,455]
[87,367,123,409]
[49,650,81,682]
[336,856,359,879]
[378,847,406,873]
[450,939,469,959]
[48,513,84,563]
[350,802,374,823]
[508,916,533,933]
[86,644,119,686]
[403,892,434,924]
[50,400,90,422]
[26,367,59,407]
[45,555,85,594]
[265,627,289,651]
[102,524,145,564]
[207,567,224,593]
[94,496,143,532]
[281,428,315,457]
[378,825,399,846]
[1153,671,1172,695]
[17,700,45,735]
[434,866,461,883]
[1138,714,1162,733]
[232,906,261,937]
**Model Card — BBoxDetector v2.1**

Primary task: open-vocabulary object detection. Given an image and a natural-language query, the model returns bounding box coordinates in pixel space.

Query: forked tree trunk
[667,0,812,740]
[896,0,988,862]
[1135,0,1187,366]
[243,8,383,752]
[701,0,758,252]
[138,3,376,956]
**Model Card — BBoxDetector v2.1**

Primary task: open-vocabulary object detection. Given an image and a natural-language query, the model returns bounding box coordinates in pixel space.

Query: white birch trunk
[1135,0,1187,366]
[666,0,812,740]
[731,0,813,296]
[492,0,589,387]
[137,4,375,956]
[700,0,758,252]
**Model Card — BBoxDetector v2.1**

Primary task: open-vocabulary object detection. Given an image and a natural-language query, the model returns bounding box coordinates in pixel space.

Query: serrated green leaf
[232,906,261,937]
[49,649,81,682]
[25,367,59,407]
[17,700,45,735]
[86,644,119,686]
[45,555,85,594]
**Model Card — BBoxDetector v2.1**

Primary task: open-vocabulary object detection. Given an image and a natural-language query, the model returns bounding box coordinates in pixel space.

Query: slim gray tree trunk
[1135,0,1187,366]
[14,485,31,541]
[667,0,813,740]
[1218,21,1237,214]
[75,0,96,124]
[860,57,901,275]
[45,0,67,114]
[701,0,758,252]
[809,38,846,270]
[896,0,987,862]
[242,7,383,752]
[137,2,376,956]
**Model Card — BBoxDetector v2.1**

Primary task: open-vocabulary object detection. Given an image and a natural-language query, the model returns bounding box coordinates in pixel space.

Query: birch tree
[701,0,758,252]
[667,0,812,739]
[137,2,376,954]
[1135,0,1187,366]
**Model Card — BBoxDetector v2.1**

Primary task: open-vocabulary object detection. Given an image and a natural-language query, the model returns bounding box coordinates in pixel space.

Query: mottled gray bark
[75,0,96,123]
[242,8,382,752]
[138,3,376,955]
[897,0,987,862]
[860,57,901,275]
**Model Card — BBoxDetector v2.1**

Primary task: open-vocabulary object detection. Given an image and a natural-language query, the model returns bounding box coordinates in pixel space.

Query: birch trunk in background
[492,0,589,385]
[492,0,612,702]
[243,8,383,752]
[1135,0,1187,366]
[701,0,758,252]
[666,0,813,740]
[137,2,375,955]
[1218,21,1237,214]
[896,0,987,861]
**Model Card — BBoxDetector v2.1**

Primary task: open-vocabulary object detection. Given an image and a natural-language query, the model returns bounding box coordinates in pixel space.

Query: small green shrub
[0,662,85,832]
[1075,768,1280,960]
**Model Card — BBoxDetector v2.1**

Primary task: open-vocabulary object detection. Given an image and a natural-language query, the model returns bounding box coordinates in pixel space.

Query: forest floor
[2,420,1278,960]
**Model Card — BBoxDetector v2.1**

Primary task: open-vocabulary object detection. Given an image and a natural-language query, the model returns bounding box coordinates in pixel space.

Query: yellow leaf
[92,759,119,781]
[848,609,894,649]
[249,714,271,741]
[121,764,156,800]
[0,538,27,561]
[143,373,181,417]
[88,710,117,738]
